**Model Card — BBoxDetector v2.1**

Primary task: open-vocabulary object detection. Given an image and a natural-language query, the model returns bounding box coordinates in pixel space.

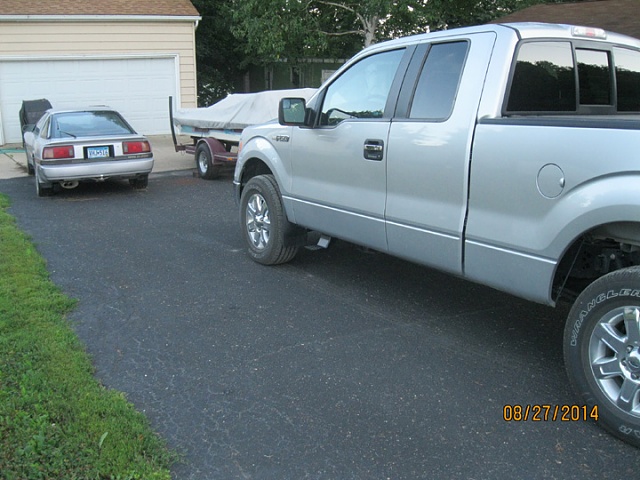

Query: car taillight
[43,145,75,159]
[123,141,151,154]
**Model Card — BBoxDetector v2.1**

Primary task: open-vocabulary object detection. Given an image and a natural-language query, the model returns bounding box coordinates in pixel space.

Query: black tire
[239,174,299,265]
[129,174,149,190]
[564,266,640,448]
[27,152,34,176]
[196,143,220,180]
[35,168,53,197]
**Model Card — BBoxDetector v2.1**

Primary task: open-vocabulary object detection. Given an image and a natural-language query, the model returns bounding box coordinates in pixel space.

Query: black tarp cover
[19,98,52,131]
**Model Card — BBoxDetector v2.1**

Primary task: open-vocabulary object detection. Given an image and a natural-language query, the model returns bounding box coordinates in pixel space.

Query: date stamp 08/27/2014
[503,404,599,422]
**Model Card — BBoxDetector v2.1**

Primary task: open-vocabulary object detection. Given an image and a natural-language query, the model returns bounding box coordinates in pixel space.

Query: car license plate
[87,146,110,159]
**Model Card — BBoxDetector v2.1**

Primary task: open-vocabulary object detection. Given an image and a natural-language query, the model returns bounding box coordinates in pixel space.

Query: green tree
[230,0,440,64]
[192,0,564,100]
[429,0,546,28]
[191,0,248,105]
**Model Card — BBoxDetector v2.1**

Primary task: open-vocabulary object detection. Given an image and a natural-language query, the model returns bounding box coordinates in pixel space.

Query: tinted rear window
[615,47,640,111]
[506,42,576,112]
[51,111,135,138]
[576,48,611,105]
[507,41,640,114]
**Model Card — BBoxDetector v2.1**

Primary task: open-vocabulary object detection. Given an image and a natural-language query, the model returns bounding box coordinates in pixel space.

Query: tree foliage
[228,0,553,65]
[192,0,569,101]
[190,0,247,105]
[230,0,438,64]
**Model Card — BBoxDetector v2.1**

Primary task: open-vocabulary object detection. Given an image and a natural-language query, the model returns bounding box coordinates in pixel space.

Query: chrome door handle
[364,139,384,161]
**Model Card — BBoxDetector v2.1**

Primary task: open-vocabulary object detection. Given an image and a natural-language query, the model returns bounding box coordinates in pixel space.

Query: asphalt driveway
[0,170,637,479]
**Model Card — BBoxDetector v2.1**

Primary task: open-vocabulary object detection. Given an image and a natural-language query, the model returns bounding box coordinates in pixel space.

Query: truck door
[287,48,409,251]
[385,32,496,274]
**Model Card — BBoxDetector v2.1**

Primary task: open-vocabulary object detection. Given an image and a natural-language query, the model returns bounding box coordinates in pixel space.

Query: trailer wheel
[195,143,220,180]
[564,266,640,447]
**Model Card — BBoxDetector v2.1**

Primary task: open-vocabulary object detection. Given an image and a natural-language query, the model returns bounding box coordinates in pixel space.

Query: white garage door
[0,56,177,144]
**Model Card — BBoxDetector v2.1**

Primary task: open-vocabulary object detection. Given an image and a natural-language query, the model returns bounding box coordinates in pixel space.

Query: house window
[291,66,304,87]
[265,66,274,90]
[321,69,336,84]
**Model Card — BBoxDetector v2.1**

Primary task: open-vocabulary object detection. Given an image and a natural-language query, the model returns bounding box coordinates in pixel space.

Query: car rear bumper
[38,157,154,182]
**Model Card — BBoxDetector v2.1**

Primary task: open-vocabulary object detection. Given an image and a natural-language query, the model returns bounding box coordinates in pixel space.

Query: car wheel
[129,175,149,190]
[196,143,220,180]
[564,266,640,447]
[35,168,53,197]
[239,174,299,265]
[26,152,34,176]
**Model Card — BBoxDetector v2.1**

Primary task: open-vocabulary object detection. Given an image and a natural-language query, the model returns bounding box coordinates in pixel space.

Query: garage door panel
[0,57,177,143]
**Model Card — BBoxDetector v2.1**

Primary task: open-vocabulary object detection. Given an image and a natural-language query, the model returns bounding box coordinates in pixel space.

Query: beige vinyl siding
[0,21,197,107]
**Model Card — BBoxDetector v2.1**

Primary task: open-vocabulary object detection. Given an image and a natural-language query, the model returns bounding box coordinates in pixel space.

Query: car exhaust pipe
[59,180,79,189]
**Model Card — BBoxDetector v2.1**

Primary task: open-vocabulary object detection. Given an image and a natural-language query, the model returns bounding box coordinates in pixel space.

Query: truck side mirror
[279,98,307,126]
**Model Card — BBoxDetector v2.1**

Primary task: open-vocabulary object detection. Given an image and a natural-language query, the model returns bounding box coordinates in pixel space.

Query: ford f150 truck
[233,22,640,447]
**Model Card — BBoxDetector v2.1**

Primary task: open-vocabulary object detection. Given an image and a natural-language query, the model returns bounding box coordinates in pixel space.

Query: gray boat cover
[173,88,317,131]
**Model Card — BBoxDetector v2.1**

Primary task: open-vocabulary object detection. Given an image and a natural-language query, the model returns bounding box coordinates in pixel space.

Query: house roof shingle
[0,0,200,17]
[492,0,640,40]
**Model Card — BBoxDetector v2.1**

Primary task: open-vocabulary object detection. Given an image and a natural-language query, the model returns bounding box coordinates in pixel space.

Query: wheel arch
[235,135,291,206]
[236,156,273,203]
[539,175,640,304]
[553,220,640,304]
[194,137,228,160]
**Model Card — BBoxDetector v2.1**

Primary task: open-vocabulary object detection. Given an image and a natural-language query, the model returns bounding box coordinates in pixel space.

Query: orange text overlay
[503,404,599,422]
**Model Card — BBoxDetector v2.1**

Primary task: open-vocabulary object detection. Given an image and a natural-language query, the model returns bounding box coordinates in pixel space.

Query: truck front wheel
[564,266,640,447]
[239,175,299,265]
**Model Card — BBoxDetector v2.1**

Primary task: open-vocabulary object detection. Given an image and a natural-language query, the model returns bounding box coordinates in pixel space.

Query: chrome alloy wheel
[590,306,640,417]
[245,192,271,251]
[197,150,209,174]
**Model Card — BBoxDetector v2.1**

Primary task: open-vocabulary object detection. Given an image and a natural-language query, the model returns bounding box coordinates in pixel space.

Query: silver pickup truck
[233,22,640,447]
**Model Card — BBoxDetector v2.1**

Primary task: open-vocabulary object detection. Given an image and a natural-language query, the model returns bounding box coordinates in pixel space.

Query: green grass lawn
[0,194,176,479]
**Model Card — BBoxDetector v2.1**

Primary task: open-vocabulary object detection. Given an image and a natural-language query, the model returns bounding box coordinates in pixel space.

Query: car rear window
[51,111,135,138]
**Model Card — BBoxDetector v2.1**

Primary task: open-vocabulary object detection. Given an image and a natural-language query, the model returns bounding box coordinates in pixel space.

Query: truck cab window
[576,49,611,106]
[614,47,640,112]
[409,41,469,120]
[320,49,404,126]
[506,41,576,113]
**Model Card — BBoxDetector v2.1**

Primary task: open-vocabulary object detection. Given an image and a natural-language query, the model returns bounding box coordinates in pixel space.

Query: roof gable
[0,0,200,17]
[492,0,640,40]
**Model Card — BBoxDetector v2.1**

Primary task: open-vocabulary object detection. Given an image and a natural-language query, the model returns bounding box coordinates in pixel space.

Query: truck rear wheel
[564,266,640,447]
[239,175,299,265]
